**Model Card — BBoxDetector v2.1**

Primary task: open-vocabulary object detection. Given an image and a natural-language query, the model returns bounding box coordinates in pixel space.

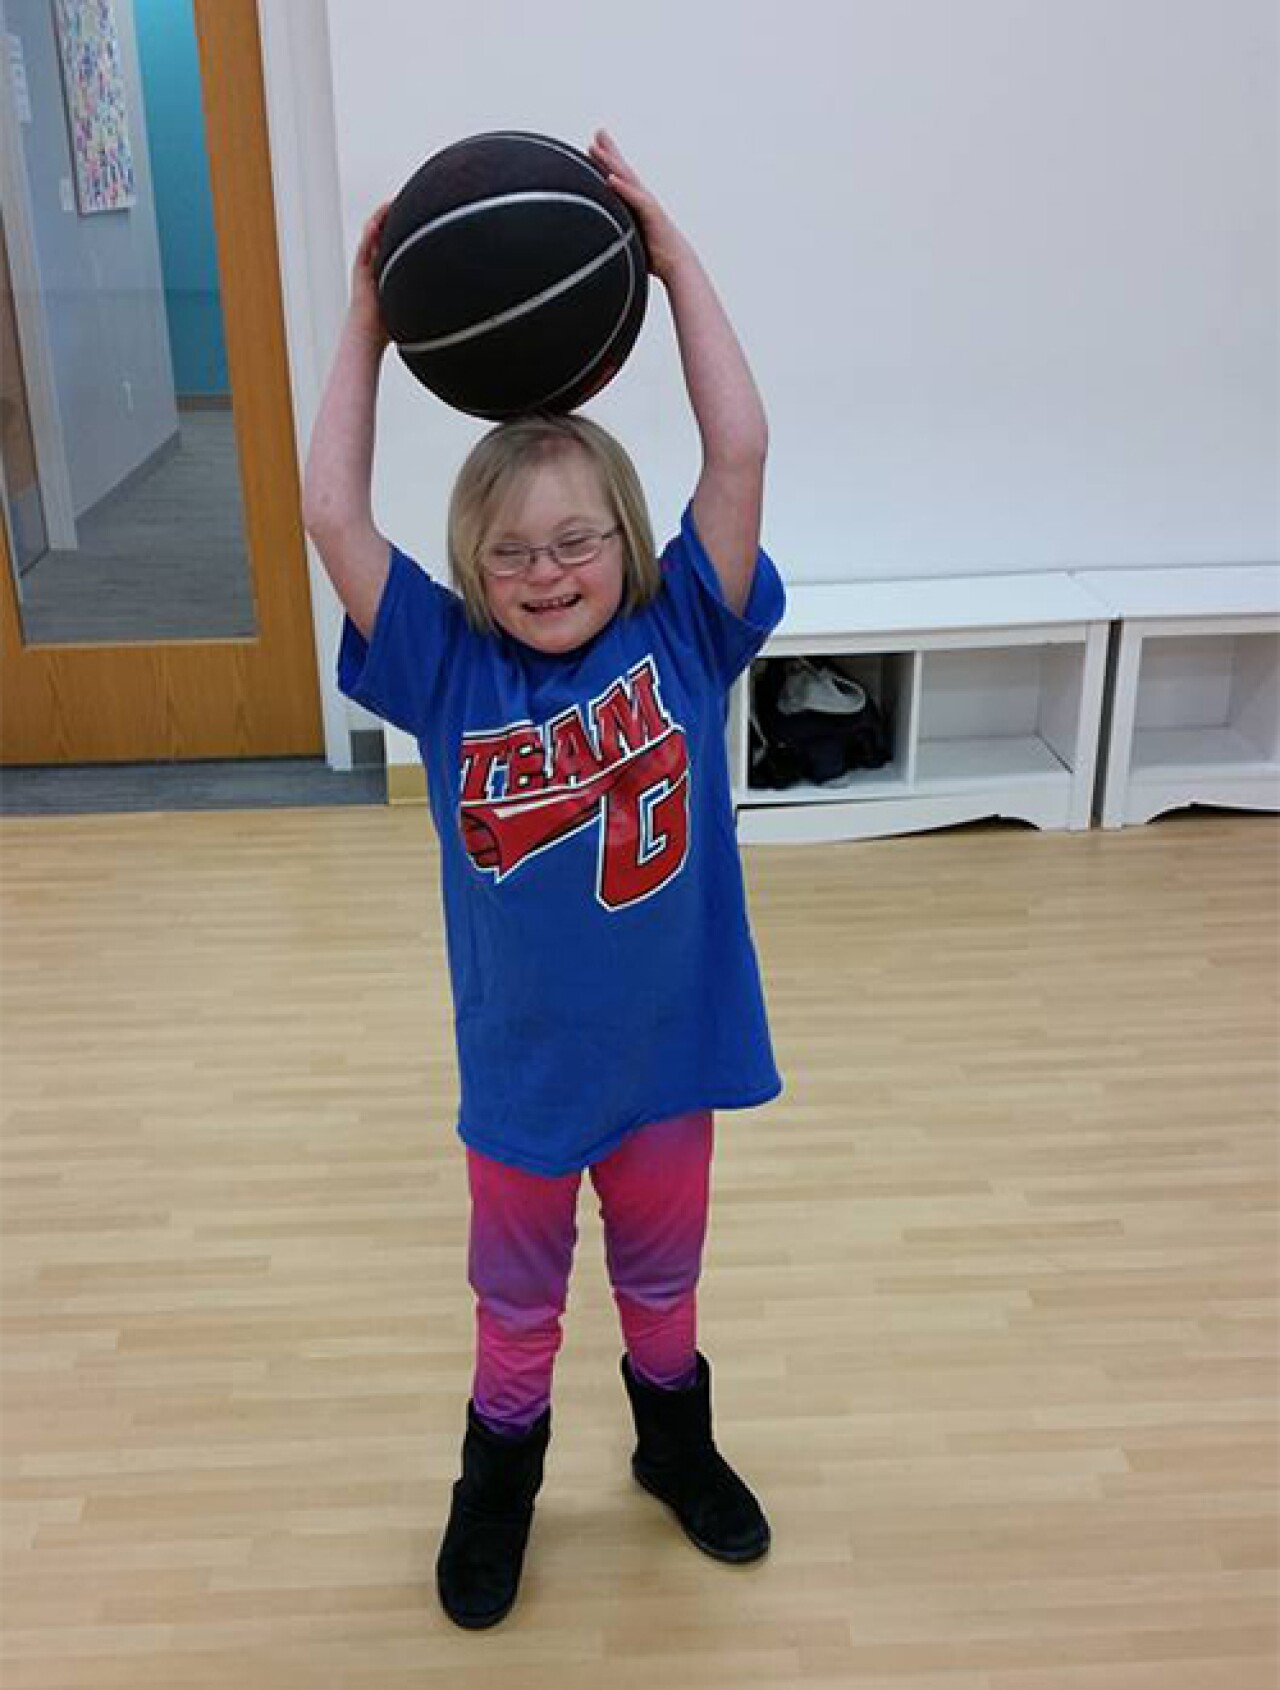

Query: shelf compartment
[915,642,1090,784]
[1132,632,1279,772]
[742,651,917,794]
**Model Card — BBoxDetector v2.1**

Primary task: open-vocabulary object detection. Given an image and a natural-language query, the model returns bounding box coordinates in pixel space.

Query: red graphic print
[459,658,690,910]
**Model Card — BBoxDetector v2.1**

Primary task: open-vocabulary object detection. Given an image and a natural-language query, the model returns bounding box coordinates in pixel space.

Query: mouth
[523,593,582,616]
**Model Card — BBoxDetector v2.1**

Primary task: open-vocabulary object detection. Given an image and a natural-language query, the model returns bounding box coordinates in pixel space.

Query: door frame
[253,0,357,772]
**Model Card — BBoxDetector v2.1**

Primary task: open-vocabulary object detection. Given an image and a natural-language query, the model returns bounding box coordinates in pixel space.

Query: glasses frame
[480,524,622,580]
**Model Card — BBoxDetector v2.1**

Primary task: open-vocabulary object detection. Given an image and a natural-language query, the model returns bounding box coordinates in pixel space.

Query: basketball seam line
[394,229,639,354]
[378,189,626,290]
[471,246,640,417]
[478,133,597,169]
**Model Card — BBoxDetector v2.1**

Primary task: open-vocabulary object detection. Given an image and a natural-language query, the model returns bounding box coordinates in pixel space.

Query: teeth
[529,595,578,611]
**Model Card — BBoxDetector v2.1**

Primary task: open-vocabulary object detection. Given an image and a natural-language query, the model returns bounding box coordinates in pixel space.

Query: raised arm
[590,131,767,616]
[302,204,394,640]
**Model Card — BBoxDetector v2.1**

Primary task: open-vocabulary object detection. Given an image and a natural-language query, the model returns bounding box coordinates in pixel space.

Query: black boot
[621,1352,770,1563]
[435,1402,550,1629]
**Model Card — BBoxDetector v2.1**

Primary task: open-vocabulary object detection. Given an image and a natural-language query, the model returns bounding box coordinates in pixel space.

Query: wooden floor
[2,807,1277,1688]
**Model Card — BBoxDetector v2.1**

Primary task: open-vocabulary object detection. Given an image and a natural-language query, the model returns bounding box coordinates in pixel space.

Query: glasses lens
[554,533,601,566]
[487,547,529,577]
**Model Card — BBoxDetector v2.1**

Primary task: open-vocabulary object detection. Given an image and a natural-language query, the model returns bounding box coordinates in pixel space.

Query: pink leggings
[466,1110,714,1435]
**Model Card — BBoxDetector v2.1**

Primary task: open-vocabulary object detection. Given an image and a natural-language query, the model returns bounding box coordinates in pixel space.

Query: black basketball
[376,131,650,421]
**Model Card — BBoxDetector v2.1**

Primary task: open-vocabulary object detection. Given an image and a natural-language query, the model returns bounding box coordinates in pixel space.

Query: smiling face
[479,448,626,655]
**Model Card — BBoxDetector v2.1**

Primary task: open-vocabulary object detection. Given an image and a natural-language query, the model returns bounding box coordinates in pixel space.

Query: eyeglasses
[481,525,621,579]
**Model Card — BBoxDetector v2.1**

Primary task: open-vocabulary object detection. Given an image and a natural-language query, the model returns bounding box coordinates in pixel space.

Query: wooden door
[0,0,321,764]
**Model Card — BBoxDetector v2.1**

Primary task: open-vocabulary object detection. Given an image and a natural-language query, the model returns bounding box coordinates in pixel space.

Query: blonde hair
[447,413,660,632]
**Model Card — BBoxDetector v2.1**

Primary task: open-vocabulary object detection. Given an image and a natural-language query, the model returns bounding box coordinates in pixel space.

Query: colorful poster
[52,0,136,214]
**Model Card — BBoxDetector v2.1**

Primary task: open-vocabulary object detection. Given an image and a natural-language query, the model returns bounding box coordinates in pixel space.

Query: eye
[555,531,598,560]
[491,544,528,561]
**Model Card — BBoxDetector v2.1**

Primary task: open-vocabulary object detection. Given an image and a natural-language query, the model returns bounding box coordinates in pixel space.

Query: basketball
[376,131,650,421]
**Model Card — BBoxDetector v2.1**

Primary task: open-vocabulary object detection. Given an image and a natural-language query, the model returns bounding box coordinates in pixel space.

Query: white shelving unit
[731,574,1110,844]
[1076,566,1280,828]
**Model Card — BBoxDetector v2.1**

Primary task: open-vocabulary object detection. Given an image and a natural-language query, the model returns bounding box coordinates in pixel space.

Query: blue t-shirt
[338,503,786,1175]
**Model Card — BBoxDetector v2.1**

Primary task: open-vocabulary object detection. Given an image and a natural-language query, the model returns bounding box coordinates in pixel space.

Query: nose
[524,546,564,582]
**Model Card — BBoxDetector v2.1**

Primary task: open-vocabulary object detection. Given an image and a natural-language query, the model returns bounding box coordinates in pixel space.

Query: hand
[350,202,392,348]
[588,130,690,283]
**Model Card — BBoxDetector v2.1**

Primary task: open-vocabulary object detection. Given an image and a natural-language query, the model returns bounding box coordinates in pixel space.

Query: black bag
[750,658,891,789]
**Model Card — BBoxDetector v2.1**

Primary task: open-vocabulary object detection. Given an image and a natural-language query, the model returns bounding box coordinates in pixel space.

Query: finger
[359,219,387,270]
[602,163,646,200]
[593,128,634,176]
[608,179,655,225]
[601,169,636,200]
[589,136,618,173]
[602,159,645,203]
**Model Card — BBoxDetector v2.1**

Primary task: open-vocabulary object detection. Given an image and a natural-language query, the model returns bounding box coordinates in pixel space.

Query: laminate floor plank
[2,809,1276,1687]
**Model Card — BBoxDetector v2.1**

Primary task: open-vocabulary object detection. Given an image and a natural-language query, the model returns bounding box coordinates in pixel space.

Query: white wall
[322,0,1277,591]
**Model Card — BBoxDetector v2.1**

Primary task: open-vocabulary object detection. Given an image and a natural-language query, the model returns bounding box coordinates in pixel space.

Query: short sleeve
[657,503,786,689]
[337,545,467,737]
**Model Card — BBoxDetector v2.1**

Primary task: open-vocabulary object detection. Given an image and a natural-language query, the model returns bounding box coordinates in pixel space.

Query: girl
[303,130,784,1630]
